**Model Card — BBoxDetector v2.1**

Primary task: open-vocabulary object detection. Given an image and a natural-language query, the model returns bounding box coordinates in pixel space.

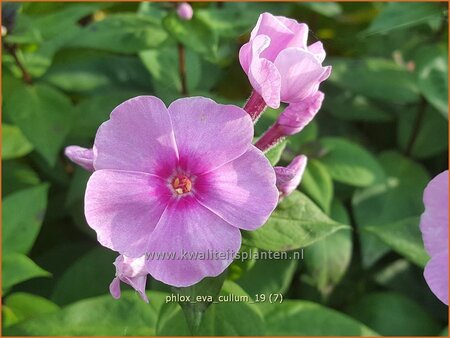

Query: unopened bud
[277,91,324,136]
[274,155,308,199]
[177,2,193,21]
[64,146,95,172]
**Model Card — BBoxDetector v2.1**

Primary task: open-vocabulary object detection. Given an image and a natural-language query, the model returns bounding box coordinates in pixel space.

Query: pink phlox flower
[70,96,278,287]
[419,170,448,305]
[239,13,331,109]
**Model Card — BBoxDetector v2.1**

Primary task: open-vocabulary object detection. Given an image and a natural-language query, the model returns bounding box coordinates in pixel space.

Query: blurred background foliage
[2,1,448,336]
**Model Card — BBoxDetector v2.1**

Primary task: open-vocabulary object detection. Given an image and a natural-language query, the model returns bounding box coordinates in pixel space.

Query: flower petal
[424,250,448,305]
[195,146,278,230]
[109,277,121,299]
[146,197,241,287]
[123,275,149,303]
[420,170,448,256]
[85,170,171,257]
[244,35,282,109]
[308,41,326,63]
[276,16,309,49]
[167,97,253,174]
[65,146,94,172]
[274,48,330,103]
[250,13,301,61]
[93,96,178,177]
[238,42,252,74]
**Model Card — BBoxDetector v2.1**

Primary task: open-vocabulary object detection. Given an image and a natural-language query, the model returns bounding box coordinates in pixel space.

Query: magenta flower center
[171,174,193,195]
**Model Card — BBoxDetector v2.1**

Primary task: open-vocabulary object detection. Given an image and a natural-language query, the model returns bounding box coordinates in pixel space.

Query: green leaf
[346,292,440,335]
[228,245,257,281]
[163,12,218,58]
[329,58,420,104]
[2,124,33,160]
[303,200,353,297]
[3,253,50,290]
[265,139,287,166]
[237,254,298,296]
[259,300,378,336]
[139,44,202,101]
[243,191,350,251]
[363,217,429,267]
[319,137,385,187]
[419,67,448,118]
[157,281,265,336]
[324,93,394,122]
[352,151,429,267]
[298,2,343,17]
[397,106,448,158]
[2,161,40,197]
[172,272,226,334]
[4,82,74,165]
[373,259,447,321]
[195,8,258,38]
[3,184,49,255]
[301,159,334,213]
[155,302,191,335]
[70,91,141,140]
[8,4,108,44]
[364,3,444,35]
[3,293,59,328]
[6,5,108,77]
[43,50,150,93]
[415,45,448,118]
[288,122,319,152]
[51,247,116,305]
[6,291,167,336]
[67,14,168,53]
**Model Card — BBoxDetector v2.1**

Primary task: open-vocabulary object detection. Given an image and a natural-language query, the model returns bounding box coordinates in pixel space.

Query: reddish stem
[243,90,266,121]
[254,123,285,152]
[6,44,32,84]
[178,43,188,96]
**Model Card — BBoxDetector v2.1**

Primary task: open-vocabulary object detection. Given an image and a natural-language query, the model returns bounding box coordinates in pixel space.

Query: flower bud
[109,255,149,303]
[274,155,307,199]
[239,13,331,109]
[277,91,324,136]
[177,2,193,21]
[64,146,94,172]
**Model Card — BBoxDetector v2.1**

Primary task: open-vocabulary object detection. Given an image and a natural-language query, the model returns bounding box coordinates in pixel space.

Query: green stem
[177,42,188,96]
[5,44,32,84]
[405,97,427,156]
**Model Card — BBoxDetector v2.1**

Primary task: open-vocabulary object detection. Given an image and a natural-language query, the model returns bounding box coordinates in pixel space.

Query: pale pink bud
[239,13,331,109]
[274,155,308,198]
[177,2,193,20]
[64,146,94,172]
[277,91,324,136]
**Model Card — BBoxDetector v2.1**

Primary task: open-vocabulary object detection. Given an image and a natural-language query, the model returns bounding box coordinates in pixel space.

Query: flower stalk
[254,123,284,152]
[5,44,32,84]
[178,43,188,96]
[243,90,267,122]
